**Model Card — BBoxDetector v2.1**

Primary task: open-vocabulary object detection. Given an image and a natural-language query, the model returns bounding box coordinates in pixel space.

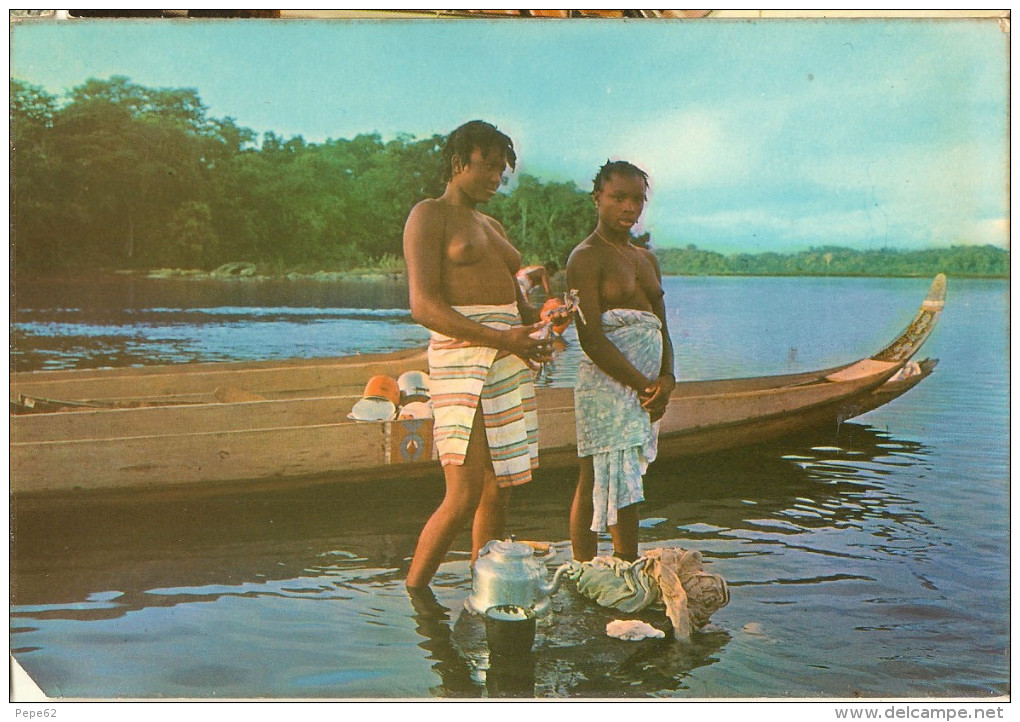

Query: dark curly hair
[441,120,517,182]
[592,160,649,194]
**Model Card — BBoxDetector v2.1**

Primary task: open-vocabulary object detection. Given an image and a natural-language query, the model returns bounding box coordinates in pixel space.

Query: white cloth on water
[606,619,665,641]
[575,308,663,532]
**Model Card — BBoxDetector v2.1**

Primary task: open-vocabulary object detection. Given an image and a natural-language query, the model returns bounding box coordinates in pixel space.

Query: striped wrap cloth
[427,304,538,487]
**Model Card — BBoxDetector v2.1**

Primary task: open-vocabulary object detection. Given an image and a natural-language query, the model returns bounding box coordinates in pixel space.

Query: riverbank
[17,263,1006,286]
[127,267,1004,282]
[129,264,407,283]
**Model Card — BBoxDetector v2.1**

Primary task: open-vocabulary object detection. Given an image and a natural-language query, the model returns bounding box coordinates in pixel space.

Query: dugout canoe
[9,275,946,496]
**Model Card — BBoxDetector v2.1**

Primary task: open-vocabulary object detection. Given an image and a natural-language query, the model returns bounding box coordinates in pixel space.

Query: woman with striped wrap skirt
[402,121,551,590]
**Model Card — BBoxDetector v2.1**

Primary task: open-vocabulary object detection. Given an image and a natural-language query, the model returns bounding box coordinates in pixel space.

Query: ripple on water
[10,276,1009,698]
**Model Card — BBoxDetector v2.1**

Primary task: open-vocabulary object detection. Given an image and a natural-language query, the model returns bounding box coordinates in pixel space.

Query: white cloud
[672,207,891,246]
[927,217,1009,248]
[516,23,1008,252]
[583,107,769,190]
[788,137,1008,247]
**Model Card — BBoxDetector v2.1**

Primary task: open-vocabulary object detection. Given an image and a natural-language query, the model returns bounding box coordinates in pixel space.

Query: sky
[9,15,1010,254]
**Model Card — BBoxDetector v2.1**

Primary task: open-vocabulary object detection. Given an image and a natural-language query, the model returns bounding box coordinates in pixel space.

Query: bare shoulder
[404,199,447,243]
[636,245,660,267]
[566,238,601,270]
[407,198,446,225]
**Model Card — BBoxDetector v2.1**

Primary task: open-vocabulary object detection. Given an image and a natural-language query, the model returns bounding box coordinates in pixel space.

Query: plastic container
[348,374,400,421]
[397,371,430,403]
[398,401,433,420]
[363,375,400,405]
[348,397,396,422]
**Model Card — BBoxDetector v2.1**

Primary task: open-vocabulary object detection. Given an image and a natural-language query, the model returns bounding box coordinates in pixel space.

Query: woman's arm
[403,201,545,357]
[515,282,541,325]
[639,251,675,420]
[566,244,653,393]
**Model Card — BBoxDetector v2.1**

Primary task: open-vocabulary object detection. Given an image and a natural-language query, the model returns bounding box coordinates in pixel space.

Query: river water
[9,275,1009,700]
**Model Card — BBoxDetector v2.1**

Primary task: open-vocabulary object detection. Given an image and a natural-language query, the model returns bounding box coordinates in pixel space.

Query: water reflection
[13,275,413,313]
[407,587,480,697]
[539,627,732,698]
[12,419,939,698]
[11,309,427,371]
[11,422,926,614]
[10,276,424,372]
[486,652,536,698]
[10,275,1008,697]
[7,420,934,611]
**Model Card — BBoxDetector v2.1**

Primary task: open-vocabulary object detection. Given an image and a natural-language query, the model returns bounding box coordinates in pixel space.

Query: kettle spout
[539,563,571,598]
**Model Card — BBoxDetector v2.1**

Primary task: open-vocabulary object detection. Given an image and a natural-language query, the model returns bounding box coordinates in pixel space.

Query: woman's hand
[503,323,554,369]
[540,302,574,328]
[639,374,675,422]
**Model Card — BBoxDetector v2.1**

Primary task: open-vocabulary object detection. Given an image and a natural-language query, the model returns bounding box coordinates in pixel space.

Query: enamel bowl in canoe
[9,275,945,496]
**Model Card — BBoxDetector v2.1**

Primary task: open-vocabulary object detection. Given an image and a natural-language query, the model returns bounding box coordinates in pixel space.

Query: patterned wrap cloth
[427,304,538,487]
[575,308,663,531]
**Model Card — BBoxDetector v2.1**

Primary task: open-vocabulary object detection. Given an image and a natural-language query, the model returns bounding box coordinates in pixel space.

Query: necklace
[594,229,635,267]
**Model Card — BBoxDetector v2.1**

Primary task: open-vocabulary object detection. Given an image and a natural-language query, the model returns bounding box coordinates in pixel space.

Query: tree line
[656,244,1008,278]
[10,76,590,276]
[11,76,1008,278]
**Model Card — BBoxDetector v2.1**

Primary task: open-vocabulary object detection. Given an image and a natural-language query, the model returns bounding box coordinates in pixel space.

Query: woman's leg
[471,467,511,560]
[405,465,483,588]
[406,405,491,589]
[609,503,640,562]
[569,456,598,562]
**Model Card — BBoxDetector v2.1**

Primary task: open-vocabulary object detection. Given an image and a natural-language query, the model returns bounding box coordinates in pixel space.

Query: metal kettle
[466,538,569,617]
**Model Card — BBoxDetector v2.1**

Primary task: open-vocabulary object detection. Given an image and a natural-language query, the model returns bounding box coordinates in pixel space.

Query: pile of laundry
[563,548,730,641]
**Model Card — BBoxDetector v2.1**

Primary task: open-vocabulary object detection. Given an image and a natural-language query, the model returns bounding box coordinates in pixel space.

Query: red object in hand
[540,298,572,335]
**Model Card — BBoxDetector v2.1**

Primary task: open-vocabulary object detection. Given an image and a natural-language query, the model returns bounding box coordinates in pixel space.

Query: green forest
[11,76,1009,279]
[656,243,1008,278]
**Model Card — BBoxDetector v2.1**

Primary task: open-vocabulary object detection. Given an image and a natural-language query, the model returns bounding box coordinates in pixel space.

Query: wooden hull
[9,276,946,496]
